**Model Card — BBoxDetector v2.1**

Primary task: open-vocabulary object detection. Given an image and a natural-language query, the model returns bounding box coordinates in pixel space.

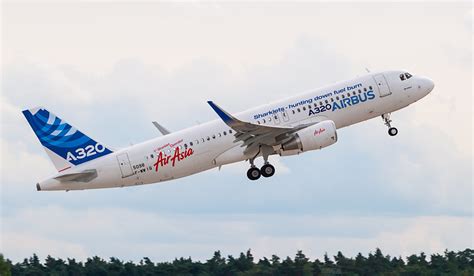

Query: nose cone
[420,77,435,94]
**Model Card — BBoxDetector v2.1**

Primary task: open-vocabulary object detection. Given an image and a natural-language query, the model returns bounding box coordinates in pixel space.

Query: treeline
[1,248,473,275]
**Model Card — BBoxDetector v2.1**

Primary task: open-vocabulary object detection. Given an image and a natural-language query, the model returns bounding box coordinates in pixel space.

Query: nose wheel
[382,113,398,136]
[388,127,398,136]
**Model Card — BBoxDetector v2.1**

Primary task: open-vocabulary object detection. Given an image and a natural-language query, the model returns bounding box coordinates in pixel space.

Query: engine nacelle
[281,120,337,154]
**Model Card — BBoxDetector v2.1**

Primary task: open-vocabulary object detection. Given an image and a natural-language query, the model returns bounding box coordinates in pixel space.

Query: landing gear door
[373,74,392,97]
[117,153,134,178]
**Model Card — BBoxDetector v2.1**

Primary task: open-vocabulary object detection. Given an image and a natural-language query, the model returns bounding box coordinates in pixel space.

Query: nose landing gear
[382,113,398,136]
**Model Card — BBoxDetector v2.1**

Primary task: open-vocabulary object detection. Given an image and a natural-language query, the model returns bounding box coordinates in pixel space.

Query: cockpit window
[400,72,413,81]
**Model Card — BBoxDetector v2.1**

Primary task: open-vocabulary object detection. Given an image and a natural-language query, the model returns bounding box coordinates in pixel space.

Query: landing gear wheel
[261,164,275,178]
[247,167,261,180]
[388,127,398,136]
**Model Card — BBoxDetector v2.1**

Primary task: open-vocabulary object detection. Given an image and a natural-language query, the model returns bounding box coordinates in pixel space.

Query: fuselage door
[117,153,134,178]
[373,74,392,97]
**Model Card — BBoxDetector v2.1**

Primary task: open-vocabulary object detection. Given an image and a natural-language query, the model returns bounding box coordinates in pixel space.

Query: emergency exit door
[373,74,392,97]
[117,153,134,178]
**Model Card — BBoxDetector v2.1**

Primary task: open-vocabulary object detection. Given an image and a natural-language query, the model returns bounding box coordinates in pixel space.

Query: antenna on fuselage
[365,68,371,73]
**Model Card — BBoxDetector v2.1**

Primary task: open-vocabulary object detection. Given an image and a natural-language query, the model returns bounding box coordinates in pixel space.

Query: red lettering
[154,146,194,172]
[314,128,326,136]
[154,152,166,172]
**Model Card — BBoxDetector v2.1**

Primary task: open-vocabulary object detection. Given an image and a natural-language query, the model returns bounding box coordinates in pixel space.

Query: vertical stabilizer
[22,107,113,171]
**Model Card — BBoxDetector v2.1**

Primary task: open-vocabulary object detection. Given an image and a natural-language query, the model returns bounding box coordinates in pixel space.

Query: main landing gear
[382,113,398,136]
[246,145,276,181]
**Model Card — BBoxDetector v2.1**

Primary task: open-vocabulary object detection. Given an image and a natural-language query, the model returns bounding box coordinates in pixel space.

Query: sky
[1,1,473,263]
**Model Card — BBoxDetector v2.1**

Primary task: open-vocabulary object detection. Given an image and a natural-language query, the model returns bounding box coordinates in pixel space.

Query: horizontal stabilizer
[54,169,98,182]
[152,121,171,136]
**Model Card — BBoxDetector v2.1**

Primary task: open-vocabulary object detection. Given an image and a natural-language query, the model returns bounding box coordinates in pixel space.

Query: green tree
[311,259,323,276]
[66,258,84,276]
[0,254,11,276]
[84,256,108,276]
[294,250,309,276]
[206,250,226,275]
[278,256,295,275]
[44,255,67,275]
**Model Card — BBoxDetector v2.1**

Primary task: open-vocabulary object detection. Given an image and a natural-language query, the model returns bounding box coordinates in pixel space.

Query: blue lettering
[351,96,359,105]
[343,98,351,107]
[367,91,375,100]
[358,93,367,102]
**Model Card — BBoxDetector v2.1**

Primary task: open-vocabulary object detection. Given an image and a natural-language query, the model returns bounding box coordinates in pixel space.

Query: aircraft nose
[420,77,435,94]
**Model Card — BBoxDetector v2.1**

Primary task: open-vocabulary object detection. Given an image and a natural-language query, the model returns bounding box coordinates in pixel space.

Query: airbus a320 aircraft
[23,70,434,191]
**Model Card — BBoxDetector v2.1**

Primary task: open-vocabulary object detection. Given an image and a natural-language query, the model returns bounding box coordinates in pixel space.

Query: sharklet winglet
[207,101,235,125]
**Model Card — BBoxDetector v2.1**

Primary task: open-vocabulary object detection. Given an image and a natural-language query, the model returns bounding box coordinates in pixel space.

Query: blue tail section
[22,107,113,168]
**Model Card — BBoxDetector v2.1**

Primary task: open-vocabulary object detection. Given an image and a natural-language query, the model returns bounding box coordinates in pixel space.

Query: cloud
[2,206,471,262]
[1,1,472,263]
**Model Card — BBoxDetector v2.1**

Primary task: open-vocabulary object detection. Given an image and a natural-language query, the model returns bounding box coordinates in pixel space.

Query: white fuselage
[38,70,434,191]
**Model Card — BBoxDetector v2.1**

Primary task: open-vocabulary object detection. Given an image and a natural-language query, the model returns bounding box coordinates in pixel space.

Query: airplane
[23,70,434,191]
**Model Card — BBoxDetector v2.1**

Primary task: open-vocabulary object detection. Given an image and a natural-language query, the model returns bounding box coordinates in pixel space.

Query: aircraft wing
[207,101,308,154]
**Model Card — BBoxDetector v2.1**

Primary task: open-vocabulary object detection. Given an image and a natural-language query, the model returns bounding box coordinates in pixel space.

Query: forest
[1,248,473,275]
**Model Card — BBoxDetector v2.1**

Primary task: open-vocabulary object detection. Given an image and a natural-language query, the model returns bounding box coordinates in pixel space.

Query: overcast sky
[1,1,472,263]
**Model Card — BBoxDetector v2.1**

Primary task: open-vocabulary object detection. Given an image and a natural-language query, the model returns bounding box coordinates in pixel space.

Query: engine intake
[281,120,337,153]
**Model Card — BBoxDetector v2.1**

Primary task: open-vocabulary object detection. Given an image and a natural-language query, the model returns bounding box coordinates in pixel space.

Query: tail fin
[22,107,113,171]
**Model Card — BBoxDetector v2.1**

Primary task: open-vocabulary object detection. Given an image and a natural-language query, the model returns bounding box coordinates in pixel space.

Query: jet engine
[280,120,337,154]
